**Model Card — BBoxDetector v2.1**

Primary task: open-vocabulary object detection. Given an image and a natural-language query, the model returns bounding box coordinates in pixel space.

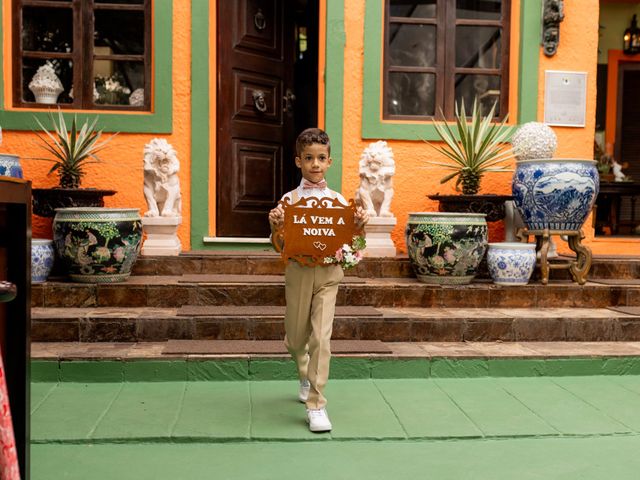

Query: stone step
[131,252,640,280]
[31,340,640,361]
[32,275,640,309]
[31,306,640,342]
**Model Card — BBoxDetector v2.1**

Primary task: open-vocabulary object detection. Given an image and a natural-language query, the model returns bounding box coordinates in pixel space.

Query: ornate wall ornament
[542,0,565,57]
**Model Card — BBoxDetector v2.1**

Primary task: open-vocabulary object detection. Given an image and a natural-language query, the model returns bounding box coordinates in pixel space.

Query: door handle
[252,90,267,112]
[283,89,296,114]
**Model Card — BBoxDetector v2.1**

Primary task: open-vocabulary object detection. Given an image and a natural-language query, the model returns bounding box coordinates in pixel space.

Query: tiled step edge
[31,279,640,309]
[32,307,640,342]
[129,253,640,280]
[31,354,640,383]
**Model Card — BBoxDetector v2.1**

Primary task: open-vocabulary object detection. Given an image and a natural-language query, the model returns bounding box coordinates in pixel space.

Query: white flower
[342,244,352,252]
[323,257,335,264]
[344,252,356,264]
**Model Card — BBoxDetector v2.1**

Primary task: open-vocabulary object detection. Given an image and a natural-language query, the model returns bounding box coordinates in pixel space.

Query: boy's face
[295,143,332,184]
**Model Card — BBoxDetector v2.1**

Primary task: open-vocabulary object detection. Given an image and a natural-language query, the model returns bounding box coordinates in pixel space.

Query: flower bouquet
[93,74,131,105]
[324,235,366,269]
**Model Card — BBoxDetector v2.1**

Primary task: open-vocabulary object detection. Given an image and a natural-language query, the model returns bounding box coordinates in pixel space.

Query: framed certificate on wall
[544,70,588,127]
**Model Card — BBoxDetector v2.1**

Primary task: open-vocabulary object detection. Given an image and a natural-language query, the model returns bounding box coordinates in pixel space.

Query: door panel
[233,71,282,124]
[217,0,294,237]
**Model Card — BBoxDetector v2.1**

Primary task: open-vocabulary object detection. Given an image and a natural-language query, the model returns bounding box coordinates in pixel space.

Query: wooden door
[217,0,295,237]
[617,64,640,180]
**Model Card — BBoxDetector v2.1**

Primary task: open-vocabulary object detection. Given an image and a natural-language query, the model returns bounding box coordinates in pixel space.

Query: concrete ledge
[31,352,640,383]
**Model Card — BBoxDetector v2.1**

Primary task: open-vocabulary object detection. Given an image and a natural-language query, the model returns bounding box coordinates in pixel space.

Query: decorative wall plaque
[543,70,587,127]
[542,0,564,57]
[273,196,362,267]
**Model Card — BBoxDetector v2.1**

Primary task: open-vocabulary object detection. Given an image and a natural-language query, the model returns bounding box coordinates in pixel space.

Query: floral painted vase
[405,212,488,284]
[486,242,537,286]
[53,207,142,283]
[512,159,599,231]
[0,154,23,179]
[31,239,55,283]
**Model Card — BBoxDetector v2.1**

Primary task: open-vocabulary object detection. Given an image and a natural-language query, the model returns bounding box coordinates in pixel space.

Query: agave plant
[34,110,115,188]
[425,99,514,195]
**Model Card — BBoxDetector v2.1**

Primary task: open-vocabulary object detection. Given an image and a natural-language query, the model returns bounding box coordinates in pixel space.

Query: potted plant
[30,111,117,217]
[425,99,515,221]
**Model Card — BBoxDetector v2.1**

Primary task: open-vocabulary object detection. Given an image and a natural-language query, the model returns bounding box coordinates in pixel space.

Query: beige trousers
[284,261,343,410]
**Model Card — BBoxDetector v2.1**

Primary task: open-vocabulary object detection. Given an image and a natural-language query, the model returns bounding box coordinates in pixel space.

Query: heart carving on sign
[313,241,327,251]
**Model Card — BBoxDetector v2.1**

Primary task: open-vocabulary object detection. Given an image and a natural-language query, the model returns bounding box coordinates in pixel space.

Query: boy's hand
[354,206,369,229]
[269,204,285,229]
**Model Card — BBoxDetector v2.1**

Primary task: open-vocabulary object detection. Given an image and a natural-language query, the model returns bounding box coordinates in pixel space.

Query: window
[384,0,510,120]
[12,0,151,111]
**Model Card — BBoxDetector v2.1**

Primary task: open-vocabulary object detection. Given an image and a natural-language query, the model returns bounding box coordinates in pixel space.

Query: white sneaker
[306,408,332,432]
[298,379,310,403]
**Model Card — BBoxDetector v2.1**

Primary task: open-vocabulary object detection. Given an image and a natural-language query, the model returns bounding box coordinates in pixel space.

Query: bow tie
[302,180,327,190]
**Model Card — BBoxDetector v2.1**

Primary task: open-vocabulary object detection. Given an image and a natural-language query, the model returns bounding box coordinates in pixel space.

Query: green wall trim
[324,0,345,191]
[189,0,211,250]
[361,0,541,140]
[0,1,173,133]
[518,0,542,123]
[32,357,640,382]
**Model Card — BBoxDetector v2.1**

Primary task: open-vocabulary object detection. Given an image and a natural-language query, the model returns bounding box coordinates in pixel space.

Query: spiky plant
[34,111,115,188]
[425,99,514,195]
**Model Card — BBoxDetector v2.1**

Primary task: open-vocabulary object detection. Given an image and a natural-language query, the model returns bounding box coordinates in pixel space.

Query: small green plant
[34,110,116,188]
[425,99,514,195]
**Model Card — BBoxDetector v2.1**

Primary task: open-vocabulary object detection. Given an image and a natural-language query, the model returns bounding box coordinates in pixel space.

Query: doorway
[216,0,319,238]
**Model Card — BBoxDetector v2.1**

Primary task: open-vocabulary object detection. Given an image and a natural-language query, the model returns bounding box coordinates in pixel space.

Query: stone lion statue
[143,138,182,217]
[355,140,395,218]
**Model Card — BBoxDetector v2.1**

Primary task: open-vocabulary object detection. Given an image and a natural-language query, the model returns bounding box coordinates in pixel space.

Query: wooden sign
[273,196,361,267]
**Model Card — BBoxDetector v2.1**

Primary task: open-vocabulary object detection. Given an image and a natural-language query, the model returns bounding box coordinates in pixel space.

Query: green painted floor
[31,376,640,479]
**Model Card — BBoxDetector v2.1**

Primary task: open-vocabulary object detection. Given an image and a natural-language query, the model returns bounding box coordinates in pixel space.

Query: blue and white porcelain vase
[486,242,537,286]
[53,207,142,283]
[405,212,488,285]
[31,239,55,283]
[512,159,599,231]
[0,154,23,179]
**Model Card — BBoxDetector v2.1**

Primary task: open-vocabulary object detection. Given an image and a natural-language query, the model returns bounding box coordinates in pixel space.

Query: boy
[268,128,368,432]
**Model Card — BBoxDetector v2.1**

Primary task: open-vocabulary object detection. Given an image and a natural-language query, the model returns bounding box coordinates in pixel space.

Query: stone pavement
[31,374,640,479]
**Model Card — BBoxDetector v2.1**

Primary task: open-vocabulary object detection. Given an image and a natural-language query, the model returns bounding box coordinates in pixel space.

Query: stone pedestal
[142,216,182,256]
[363,217,397,257]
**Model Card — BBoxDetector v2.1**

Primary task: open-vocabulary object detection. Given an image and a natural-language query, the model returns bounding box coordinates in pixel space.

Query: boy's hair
[295,128,331,157]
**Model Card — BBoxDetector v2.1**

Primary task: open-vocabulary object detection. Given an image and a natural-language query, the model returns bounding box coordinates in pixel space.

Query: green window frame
[363,0,542,140]
[0,0,172,133]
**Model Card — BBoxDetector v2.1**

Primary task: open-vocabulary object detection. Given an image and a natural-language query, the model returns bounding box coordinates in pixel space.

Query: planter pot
[32,188,117,217]
[34,92,61,104]
[31,239,55,283]
[0,154,23,179]
[487,242,537,286]
[512,159,599,231]
[405,212,488,284]
[53,208,142,283]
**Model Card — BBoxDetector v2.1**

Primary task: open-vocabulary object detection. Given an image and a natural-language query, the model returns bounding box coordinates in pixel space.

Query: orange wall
[341,0,520,252]
[340,0,629,255]
[1,1,192,249]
